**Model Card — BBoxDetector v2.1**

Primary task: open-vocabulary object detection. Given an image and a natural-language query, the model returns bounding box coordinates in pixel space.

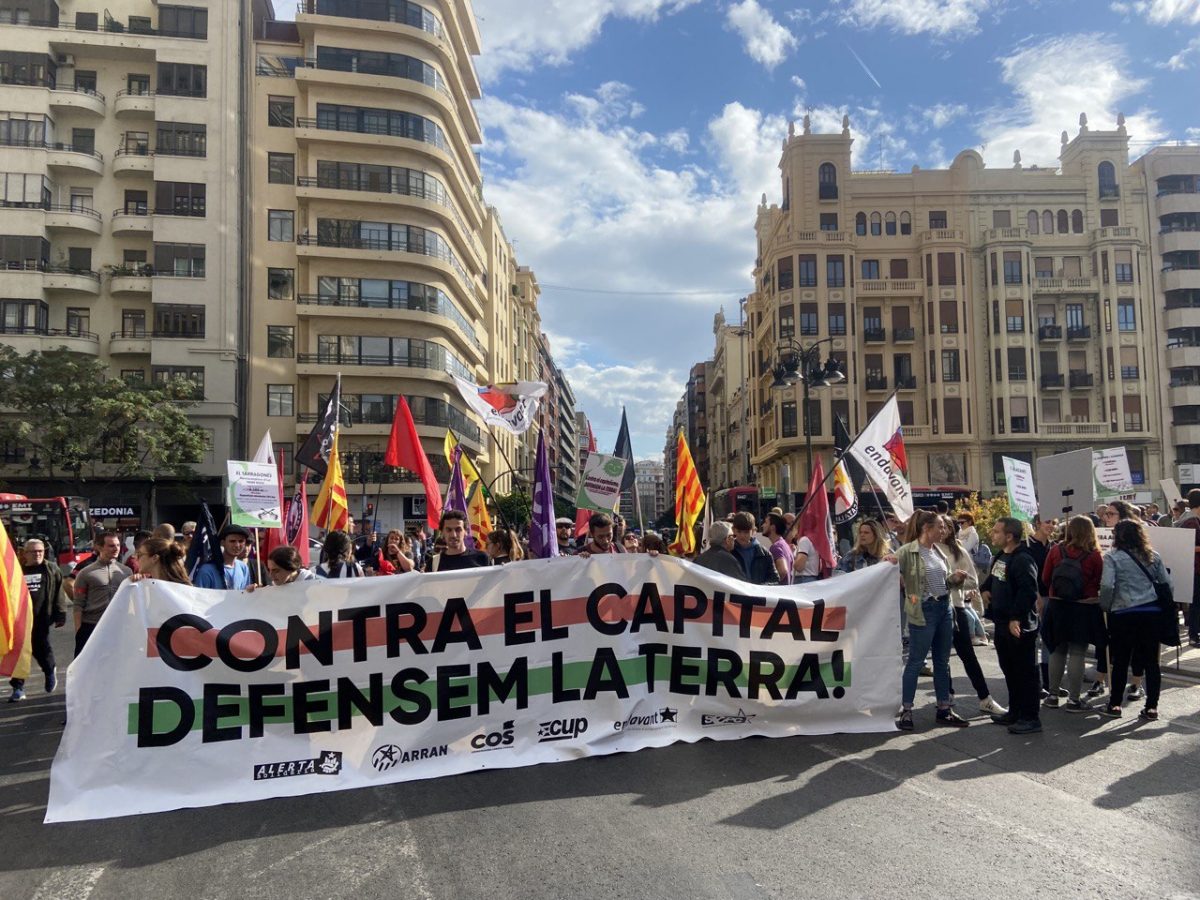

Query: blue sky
[287,0,1200,460]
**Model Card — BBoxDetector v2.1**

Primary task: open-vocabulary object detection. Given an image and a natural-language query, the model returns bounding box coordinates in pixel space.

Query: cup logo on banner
[226,461,284,528]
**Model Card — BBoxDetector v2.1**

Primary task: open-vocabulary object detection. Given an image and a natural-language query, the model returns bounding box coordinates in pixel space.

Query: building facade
[633,458,664,527]
[0,0,242,522]
[747,114,1165,506]
[706,308,751,491]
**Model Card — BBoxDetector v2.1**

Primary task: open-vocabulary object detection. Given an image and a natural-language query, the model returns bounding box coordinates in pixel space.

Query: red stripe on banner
[145,595,848,661]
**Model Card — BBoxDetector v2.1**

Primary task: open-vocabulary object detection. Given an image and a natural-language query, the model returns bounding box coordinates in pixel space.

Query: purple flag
[444,445,473,550]
[529,431,558,559]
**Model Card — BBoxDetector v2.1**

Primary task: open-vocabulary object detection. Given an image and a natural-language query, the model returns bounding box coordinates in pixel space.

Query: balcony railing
[296,175,473,245]
[0,260,100,280]
[1099,185,1120,199]
[2,17,206,39]
[863,328,886,342]
[296,293,479,346]
[0,325,98,340]
[1067,325,1091,340]
[111,206,205,218]
[297,352,472,381]
[1040,373,1064,389]
[1069,371,1094,389]
[865,376,888,391]
[115,88,154,100]
[895,376,917,389]
[110,329,203,340]
[52,83,106,102]
[295,0,446,39]
[297,233,469,288]
[818,184,838,200]
[106,264,203,278]
[0,136,103,159]
[893,327,916,341]
[1038,324,1062,341]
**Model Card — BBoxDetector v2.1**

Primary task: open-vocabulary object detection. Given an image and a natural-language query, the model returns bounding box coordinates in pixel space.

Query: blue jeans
[902,596,953,707]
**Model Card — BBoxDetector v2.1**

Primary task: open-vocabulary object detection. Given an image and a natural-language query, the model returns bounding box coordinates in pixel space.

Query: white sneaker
[971,635,989,646]
[979,696,1008,716]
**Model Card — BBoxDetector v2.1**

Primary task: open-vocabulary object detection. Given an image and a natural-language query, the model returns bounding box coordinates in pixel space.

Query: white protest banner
[226,461,284,529]
[1037,449,1095,521]
[1093,448,1134,504]
[1095,527,1193,606]
[576,452,628,513]
[46,559,902,822]
[1002,456,1039,523]
[1160,478,1183,508]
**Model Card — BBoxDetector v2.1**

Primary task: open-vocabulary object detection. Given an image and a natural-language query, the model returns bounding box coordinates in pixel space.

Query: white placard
[1037,449,1095,520]
[1160,479,1183,508]
[1093,448,1134,503]
[1096,526,1194,607]
[226,461,283,528]
[1002,456,1039,522]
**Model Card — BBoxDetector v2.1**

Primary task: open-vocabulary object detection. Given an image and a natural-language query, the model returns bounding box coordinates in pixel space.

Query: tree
[952,492,1016,549]
[553,496,575,523]
[492,489,531,529]
[0,347,209,491]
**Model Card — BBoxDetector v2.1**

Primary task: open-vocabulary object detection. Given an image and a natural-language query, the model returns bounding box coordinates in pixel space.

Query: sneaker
[1138,708,1159,721]
[8,686,25,702]
[1100,704,1122,718]
[1057,688,1069,698]
[1064,699,1089,713]
[1008,719,1043,735]
[44,669,56,693]
[1086,681,1107,698]
[1127,685,1145,701]
[1043,696,1061,709]
[896,710,914,731]
[920,665,934,677]
[979,696,1008,716]
[936,709,970,728]
[971,636,989,646]
[990,711,1018,726]
[1039,689,1050,700]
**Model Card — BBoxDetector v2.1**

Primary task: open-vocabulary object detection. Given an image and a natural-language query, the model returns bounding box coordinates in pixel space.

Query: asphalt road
[3,627,1199,900]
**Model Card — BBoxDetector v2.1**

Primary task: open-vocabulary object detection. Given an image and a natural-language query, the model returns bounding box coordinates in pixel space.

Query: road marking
[31,865,105,900]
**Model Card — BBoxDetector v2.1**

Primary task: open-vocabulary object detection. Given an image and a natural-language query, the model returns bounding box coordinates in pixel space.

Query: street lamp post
[770,338,846,485]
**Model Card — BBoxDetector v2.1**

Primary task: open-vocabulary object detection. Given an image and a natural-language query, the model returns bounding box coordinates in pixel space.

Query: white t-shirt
[794,536,820,578]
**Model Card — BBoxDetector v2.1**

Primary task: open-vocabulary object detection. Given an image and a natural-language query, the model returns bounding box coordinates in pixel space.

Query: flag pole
[487,424,534,528]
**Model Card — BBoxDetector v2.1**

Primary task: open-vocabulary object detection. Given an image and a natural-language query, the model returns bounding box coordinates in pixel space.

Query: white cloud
[975,34,1165,168]
[1110,0,1200,24]
[1157,35,1200,70]
[923,102,968,129]
[725,0,799,69]
[790,75,807,89]
[472,0,699,79]
[837,0,996,37]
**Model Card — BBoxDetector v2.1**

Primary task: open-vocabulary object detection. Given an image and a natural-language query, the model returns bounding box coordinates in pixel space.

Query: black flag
[613,407,636,494]
[184,500,221,581]
[834,413,866,489]
[296,375,340,477]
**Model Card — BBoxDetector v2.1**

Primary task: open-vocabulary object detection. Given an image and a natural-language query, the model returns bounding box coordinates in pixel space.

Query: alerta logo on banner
[470,721,515,752]
[614,707,677,732]
[371,743,448,772]
[537,717,588,742]
[700,709,756,727]
[253,750,342,781]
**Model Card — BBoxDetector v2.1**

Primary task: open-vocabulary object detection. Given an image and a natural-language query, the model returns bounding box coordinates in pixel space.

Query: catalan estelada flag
[0,523,32,680]
[670,428,705,556]
[311,432,350,532]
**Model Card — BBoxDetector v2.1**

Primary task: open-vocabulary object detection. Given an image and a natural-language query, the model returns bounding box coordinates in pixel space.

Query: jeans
[960,604,987,638]
[995,625,1040,722]
[8,612,55,690]
[902,596,953,707]
[950,606,991,700]
[796,575,818,584]
[1108,612,1161,709]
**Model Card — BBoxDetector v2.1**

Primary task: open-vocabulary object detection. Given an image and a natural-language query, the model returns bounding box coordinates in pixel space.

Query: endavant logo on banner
[46,558,902,822]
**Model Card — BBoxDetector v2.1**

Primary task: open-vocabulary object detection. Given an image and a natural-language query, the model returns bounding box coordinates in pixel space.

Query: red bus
[710,486,760,520]
[0,495,92,568]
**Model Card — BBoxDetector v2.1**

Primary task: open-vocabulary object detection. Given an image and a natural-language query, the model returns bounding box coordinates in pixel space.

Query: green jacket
[897,540,949,627]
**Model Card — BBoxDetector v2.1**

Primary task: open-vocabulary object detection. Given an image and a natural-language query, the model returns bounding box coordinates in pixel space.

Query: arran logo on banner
[253,751,342,781]
[614,708,678,732]
[371,744,449,772]
[701,708,757,728]
[537,717,588,743]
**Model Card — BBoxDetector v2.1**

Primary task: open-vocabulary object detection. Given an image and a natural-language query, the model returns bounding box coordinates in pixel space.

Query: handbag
[1122,550,1181,647]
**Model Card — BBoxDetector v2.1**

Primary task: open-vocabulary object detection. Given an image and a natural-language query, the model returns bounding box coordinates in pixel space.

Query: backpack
[969,541,992,570]
[1049,549,1085,602]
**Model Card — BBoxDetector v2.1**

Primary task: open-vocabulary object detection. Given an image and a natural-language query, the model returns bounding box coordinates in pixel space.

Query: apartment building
[706,308,751,491]
[0,0,241,521]
[1135,146,1200,488]
[747,114,1164,506]
[633,458,663,527]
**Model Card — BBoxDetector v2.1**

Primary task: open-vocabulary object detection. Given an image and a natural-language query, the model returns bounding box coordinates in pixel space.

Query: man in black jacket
[729,512,779,585]
[694,521,745,580]
[982,517,1042,734]
[8,539,69,702]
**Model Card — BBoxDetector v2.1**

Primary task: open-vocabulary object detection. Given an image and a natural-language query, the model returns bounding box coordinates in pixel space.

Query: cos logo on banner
[470,721,515,752]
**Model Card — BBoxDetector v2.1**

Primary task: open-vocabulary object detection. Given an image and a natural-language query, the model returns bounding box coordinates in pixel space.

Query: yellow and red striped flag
[311,432,350,532]
[0,524,32,680]
[670,428,706,556]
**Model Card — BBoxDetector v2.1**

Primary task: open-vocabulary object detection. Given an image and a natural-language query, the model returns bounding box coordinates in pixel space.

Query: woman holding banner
[1041,516,1104,712]
[835,520,893,574]
[129,537,191,585]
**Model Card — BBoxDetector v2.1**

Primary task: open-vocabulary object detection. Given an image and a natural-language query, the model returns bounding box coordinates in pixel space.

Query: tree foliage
[492,489,531,529]
[952,492,1016,549]
[0,347,208,489]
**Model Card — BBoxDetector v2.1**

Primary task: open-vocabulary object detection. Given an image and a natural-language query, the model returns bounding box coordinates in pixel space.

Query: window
[67,246,91,271]
[863,306,882,335]
[1007,347,1026,381]
[120,369,144,384]
[1058,209,1069,233]
[819,213,838,232]
[781,401,798,438]
[1027,211,1039,233]
[152,366,204,397]
[71,128,95,155]
[267,384,294,417]
[989,252,997,286]
[807,399,824,436]
[937,252,955,286]
[885,211,897,235]
[1099,208,1119,228]
[157,62,206,97]
[274,442,294,476]
[156,121,206,156]
[827,302,846,335]
[1117,300,1135,331]
[1003,251,1022,284]
[1042,210,1054,234]
[1035,256,1053,278]
[818,162,837,199]
[861,259,880,280]
[0,52,55,88]
[1098,161,1118,198]
[268,96,295,127]
[159,5,208,38]
[942,349,960,382]
[1072,209,1085,232]
[268,152,294,185]
[65,307,89,336]
[1006,298,1025,332]
[153,242,205,277]
[315,46,445,91]
[889,258,909,278]
[993,210,1011,228]
[122,309,146,336]
[268,209,294,242]
[797,254,817,287]
[1063,256,1082,278]
[154,181,205,216]
[127,73,150,95]
[1115,249,1133,283]
[870,212,881,236]
[1120,347,1139,379]
[1127,447,1145,484]
[777,256,793,290]
[1010,397,1030,433]
[778,304,794,341]
[899,211,911,235]
[826,255,845,287]
[268,267,294,300]
[929,210,947,229]
[943,398,963,434]
[939,300,959,333]
[69,188,93,211]
[154,304,205,336]
[855,212,866,236]
[1123,396,1142,432]
[1042,398,1061,423]
[799,303,818,335]
[267,325,294,358]
[1037,305,1056,327]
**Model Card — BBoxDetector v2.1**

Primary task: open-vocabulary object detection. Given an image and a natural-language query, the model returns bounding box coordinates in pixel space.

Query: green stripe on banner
[126,657,853,735]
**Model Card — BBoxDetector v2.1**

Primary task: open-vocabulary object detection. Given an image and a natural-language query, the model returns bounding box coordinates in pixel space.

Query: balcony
[1170,384,1200,407]
[43,266,101,294]
[44,205,102,235]
[0,326,99,355]
[1038,324,1062,341]
[108,331,152,356]
[1067,325,1092,341]
[1157,192,1200,218]
[113,148,154,177]
[1041,423,1110,437]
[1167,344,1200,369]
[1159,230,1200,255]
[920,229,965,243]
[863,328,886,343]
[110,208,153,235]
[1173,424,1200,446]
[297,352,473,382]
[1040,373,1065,390]
[818,184,838,200]
[895,376,917,390]
[1099,185,1120,200]
[892,327,916,342]
[1093,226,1137,241]
[1034,277,1099,294]
[295,0,447,39]
[984,227,1029,242]
[45,144,104,176]
[48,84,105,116]
[108,266,153,294]
[865,376,889,391]
[295,293,481,349]
[1163,268,1200,293]
[858,278,923,296]
[1068,371,1094,389]
[114,89,155,118]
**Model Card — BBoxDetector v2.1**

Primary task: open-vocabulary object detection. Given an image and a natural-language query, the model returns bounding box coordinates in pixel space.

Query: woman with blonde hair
[129,536,191,585]
[375,529,415,574]
[835,519,893,573]
[1041,515,1104,711]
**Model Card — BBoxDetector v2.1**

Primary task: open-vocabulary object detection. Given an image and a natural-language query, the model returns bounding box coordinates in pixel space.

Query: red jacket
[1176,513,1200,575]
[1042,543,1103,599]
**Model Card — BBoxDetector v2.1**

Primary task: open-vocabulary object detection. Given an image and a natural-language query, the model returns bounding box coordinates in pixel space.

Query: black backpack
[1050,549,1085,602]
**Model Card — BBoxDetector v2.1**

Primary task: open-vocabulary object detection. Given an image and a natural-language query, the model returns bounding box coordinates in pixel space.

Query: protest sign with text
[1002,456,1039,522]
[226,461,283,529]
[575,452,628,513]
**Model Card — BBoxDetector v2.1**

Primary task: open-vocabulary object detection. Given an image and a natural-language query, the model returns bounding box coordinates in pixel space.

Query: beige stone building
[706,308,751,492]
[748,114,1164,506]
[0,0,242,521]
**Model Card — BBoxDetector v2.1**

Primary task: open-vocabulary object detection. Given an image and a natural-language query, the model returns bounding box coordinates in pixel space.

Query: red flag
[385,396,443,531]
[284,472,311,567]
[263,456,288,556]
[797,458,836,579]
